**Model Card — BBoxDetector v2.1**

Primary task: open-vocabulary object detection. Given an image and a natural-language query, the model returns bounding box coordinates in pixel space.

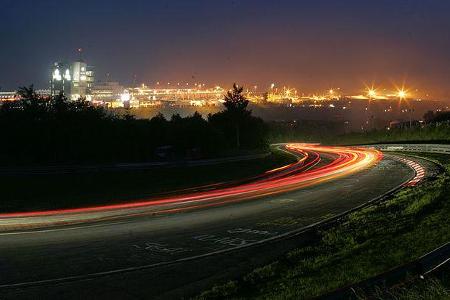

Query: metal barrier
[363,143,450,154]
[320,242,450,299]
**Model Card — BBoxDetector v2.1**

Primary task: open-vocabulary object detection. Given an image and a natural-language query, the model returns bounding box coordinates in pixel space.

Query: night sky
[1,0,450,99]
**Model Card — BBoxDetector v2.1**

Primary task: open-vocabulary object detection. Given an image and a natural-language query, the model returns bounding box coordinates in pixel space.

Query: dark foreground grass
[195,153,450,299]
[354,264,450,300]
[0,150,296,212]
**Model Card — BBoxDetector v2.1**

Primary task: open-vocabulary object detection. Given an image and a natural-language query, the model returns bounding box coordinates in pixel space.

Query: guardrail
[320,242,450,299]
[363,143,450,154]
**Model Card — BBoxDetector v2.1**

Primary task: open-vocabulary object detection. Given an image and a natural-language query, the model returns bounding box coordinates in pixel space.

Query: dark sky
[1,0,450,98]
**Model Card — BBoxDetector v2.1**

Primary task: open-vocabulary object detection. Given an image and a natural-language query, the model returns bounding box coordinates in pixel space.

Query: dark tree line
[0,84,267,166]
[423,110,450,124]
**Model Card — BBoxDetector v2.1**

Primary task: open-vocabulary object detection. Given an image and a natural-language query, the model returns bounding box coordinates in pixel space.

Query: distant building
[90,81,124,106]
[129,84,225,104]
[50,62,72,96]
[50,60,94,100]
[0,91,19,102]
[70,61,94,100]
[0,91,18,101]
[0,89,51,102]
[389,120,421,129]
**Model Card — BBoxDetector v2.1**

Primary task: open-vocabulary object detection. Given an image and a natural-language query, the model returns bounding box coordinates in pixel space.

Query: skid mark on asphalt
[257,216,315,228]
[269,198,296,204]
[376,159,397,170]
[227,228,278,236]
[193,234,258,247]
[132,242,190,255]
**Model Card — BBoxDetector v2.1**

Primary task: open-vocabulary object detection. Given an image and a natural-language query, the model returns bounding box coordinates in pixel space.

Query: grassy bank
[355,264,450,300]
[323,124,450,146]
[196,152,450,299]
[0,149,296,212]
[269,123,450,146]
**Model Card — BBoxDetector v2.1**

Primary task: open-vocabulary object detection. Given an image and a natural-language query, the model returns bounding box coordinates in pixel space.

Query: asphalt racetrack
[0,144,440,299]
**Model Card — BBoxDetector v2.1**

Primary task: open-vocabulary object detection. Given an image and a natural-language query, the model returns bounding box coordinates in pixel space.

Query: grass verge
[353,264,450,300]
[0,149,296,212]
[195,152,450,299]
[321,125,450,146]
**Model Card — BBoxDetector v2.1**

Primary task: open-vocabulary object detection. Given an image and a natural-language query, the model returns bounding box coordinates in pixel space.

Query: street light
[397,89,407,99]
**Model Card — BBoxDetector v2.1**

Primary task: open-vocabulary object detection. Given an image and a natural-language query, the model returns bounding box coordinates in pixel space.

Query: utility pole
[77,48,84,62]
[409,108,414,129]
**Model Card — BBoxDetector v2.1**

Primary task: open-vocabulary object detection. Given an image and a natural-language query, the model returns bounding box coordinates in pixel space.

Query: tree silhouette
[223,83,251,148]
[223,84,249,113]
[0,84,267,166]
[17,85,49,120]
[423,110,435,124]
[17,85,39,102]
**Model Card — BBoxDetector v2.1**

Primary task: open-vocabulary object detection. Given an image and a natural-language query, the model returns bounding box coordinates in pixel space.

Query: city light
[397,89,407,99]
[4,60,429,108]
[367,88,377,98]
[64,69,71,81]
[52,69,62,81]
[120,90,131,102]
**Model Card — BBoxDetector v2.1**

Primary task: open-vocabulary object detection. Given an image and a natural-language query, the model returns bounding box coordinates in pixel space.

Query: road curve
[0,144,381,231]
[0,144,438,299]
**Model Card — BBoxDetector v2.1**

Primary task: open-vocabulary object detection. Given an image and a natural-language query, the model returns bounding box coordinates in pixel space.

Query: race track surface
[0,144,439,299]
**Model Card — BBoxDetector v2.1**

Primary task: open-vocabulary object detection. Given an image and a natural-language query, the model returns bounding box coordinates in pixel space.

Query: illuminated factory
[129,84,225,107]
[0,80,428,108]
[88,83,225,108]
[0,89,51,101]
[50,60,95,100]
[0,54,435,110]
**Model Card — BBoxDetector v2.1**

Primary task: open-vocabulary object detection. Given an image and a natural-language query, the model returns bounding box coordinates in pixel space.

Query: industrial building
[50,60,94,100]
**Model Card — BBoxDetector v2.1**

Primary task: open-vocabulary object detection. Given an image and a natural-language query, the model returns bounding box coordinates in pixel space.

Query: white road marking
[194,234,257,247]
[227,228,277,236]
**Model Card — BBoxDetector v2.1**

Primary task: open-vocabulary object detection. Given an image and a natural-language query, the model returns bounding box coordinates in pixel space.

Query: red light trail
[0,144,383,229]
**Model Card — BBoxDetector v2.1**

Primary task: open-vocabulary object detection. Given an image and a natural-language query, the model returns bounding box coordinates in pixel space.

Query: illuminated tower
[50,62,72,96]
[70,61,95,100]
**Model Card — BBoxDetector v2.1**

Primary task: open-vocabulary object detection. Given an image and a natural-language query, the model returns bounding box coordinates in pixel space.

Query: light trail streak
[0,144,382,227]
